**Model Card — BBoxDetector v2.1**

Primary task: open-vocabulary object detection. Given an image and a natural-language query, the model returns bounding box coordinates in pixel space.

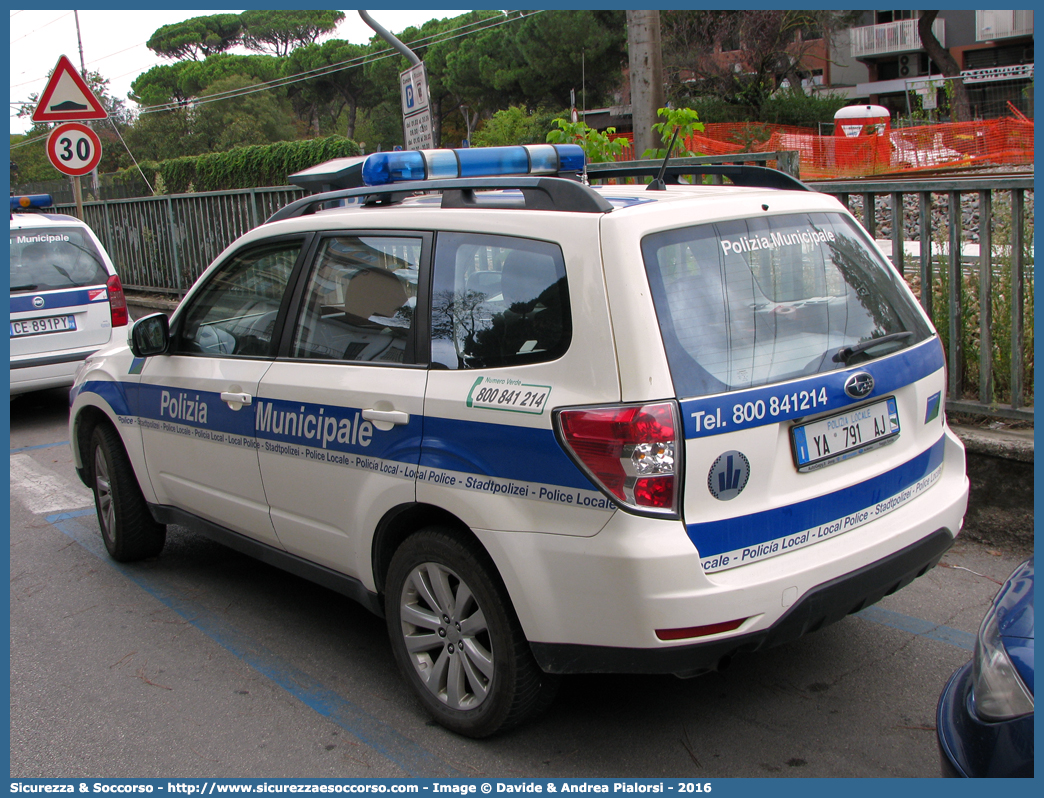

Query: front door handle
[220,391,253,409]
[361,408,409,426]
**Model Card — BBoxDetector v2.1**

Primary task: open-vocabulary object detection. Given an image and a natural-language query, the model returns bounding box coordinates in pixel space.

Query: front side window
[290,236,421,364]
[430,233,571,369]
[176,240,301,357]
[10,227,109,292]
[642,212,932,398]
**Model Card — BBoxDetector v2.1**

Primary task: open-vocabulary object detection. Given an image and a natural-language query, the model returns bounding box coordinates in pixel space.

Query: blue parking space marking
[855,605,976,651]
[46,511,462,778]
[10,440,71,453]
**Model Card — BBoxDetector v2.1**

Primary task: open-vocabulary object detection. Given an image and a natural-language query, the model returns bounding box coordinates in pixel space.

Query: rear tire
[385,527,558,737]
[90,424,166,562]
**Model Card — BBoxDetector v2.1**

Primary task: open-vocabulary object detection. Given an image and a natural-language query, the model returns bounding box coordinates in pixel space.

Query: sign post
[33,55,108,218]
[400,63,434,150]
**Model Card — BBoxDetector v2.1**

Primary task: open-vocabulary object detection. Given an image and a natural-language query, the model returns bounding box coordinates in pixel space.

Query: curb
[950,424,1034,463]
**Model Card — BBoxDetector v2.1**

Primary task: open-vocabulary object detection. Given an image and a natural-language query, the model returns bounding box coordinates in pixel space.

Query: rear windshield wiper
[833,331,913,364]
[11,284,39,292]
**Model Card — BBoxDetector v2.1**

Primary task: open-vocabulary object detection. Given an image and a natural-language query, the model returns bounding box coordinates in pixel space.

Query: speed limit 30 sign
[47,122,102,176]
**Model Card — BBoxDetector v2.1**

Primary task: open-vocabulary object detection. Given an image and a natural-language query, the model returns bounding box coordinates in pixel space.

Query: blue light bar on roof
[10,194,53,211]
[361,144,585,186]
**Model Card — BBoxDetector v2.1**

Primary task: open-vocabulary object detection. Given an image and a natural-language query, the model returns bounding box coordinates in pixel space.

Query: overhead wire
[10,10,73,43]
[136,11,538,116]
[11,41,150,89]
[10,10,540,153]
[11,11,535,112]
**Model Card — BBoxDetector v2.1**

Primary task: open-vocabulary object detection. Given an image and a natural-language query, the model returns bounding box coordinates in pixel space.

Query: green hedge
[118,136,363,195]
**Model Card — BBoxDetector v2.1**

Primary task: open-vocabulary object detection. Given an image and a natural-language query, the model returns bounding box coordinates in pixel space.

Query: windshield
[642,212,932,399]
[10,227,109,293]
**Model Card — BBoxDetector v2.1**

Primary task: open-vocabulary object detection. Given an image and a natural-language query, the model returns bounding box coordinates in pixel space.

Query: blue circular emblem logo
[708,451,750,501]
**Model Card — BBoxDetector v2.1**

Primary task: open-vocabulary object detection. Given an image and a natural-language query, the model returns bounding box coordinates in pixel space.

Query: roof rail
[266,176,614,223]
[586,163,811,192]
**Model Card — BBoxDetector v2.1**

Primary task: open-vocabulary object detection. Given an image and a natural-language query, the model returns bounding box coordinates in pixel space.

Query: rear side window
[642,212,932,399]
[10,228,109,292]
[430,233,571,369]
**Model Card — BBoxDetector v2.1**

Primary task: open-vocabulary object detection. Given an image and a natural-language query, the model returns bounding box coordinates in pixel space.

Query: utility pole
[74,10,100,201]
[626,10,665,159]
[359,10,436,148]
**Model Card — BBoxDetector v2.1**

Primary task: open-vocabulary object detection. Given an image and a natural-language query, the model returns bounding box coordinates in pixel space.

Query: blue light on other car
[361,145,585,187]
[10,194,53,211]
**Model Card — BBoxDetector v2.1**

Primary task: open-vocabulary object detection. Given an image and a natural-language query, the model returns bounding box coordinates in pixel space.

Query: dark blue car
[937,557,1034,777]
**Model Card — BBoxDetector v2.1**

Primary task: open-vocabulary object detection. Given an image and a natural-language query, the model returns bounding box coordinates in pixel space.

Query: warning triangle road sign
[32,55,108,122]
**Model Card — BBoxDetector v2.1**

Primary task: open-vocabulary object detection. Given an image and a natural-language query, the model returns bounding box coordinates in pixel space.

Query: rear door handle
[361,408,409,426]
[220,391,253,408]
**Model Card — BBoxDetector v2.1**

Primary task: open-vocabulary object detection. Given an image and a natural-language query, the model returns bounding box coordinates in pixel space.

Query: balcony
[977,10,1034,41]
[850,18,945,59]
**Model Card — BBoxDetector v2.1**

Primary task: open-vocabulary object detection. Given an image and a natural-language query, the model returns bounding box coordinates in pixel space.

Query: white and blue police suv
[69,144,969,737]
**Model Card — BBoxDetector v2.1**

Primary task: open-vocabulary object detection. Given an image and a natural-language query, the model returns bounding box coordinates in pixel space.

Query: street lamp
[460,104,472,148]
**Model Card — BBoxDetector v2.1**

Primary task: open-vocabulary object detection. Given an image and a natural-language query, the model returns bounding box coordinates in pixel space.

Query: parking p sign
[399,63,434,150]
[399,63,430,115]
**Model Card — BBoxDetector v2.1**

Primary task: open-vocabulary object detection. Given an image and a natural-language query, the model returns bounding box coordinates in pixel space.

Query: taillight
[106,274,128,327]
[554,401,681,517]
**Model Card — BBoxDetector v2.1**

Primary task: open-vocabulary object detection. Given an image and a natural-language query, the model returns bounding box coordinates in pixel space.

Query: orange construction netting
[610,117,1033,180]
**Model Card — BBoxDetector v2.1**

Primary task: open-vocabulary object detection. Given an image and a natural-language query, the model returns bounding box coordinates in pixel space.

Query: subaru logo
[844,372,874,399]
[32,296,45,309]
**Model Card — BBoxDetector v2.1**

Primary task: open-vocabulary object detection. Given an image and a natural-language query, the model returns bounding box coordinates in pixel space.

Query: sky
[9,8,471,135]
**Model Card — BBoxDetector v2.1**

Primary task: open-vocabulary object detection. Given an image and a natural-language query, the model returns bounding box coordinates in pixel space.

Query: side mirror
[130,313,170,358]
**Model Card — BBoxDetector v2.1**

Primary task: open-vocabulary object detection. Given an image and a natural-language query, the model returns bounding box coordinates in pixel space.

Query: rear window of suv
[642,212,932,399]
[10,228,109,293]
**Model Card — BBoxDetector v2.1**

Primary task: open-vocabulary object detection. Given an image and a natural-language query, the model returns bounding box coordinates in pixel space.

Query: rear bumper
[484,429,968,658]
[10,349,98,394]
[531,527,954,674]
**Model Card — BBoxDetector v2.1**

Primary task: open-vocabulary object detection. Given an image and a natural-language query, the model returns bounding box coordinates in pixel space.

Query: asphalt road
[9,386,1028,779]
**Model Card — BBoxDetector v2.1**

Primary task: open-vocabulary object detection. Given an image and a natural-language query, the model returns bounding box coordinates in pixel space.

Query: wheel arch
[371,503,473,597]
[70,392,158,505]
[369,502,550,648]
[71,403,114,485]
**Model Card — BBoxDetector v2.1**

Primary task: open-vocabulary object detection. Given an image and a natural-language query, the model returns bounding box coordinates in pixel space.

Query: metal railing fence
[56,186,306,296]
[54,169,1032,421]
[813,176,1033,420]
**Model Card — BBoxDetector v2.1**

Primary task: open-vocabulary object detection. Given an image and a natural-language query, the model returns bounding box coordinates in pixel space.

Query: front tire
[385,527,558,737]
[90,424,166,562]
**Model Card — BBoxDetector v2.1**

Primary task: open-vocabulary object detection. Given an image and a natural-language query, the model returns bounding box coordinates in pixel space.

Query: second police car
[69,144,969,737]
[11,194,129,395]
